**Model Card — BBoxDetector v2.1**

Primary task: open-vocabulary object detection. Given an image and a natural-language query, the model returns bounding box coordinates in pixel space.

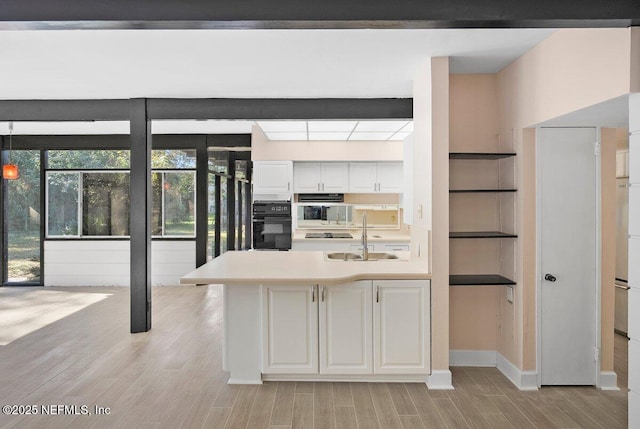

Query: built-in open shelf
[449,152,516,160]
[449,231,518,239]
[449,189,517,193]
[449,274,516,286]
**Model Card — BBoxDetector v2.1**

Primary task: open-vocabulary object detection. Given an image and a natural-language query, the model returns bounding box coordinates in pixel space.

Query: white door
[321,162,349,193]
[373,280,430,374]
[262,285,318,374]
[253,161,293,194]
[538,127,598,386]
[377,162,404,193]
[319,282,373,374]
[293,162,322,193]
[349,162,378,193]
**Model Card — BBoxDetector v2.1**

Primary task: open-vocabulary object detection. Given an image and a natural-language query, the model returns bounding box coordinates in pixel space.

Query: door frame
[535,126,602,388]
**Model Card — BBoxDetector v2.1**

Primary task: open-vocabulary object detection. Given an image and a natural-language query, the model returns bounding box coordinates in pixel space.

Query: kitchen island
[181,251,431,384]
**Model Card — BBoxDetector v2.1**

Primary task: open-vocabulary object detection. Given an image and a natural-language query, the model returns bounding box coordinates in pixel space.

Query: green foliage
[6,150,40,232]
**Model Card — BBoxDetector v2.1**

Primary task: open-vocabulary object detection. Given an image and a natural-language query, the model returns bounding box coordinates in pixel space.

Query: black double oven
[252,200,292,250]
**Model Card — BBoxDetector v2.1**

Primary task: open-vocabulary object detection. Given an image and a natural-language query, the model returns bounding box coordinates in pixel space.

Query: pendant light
[3,121,19,180]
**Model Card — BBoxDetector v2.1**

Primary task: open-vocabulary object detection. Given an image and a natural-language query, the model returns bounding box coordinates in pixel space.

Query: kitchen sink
[324,252,400,261]
[325,252,363,260]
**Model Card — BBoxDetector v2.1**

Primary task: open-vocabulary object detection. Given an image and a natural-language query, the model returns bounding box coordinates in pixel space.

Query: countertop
[180,251,430,285]
[292,230,410,242]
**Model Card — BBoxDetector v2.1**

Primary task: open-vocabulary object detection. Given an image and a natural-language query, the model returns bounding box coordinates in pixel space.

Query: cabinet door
[262,285,318,374]
[377,162,403,193]
[253,161,293,194]
[348,162,378,193]
[319,282,373,374]
[373,280,430,374]
[293,162,322,193]
[321,162,349,193]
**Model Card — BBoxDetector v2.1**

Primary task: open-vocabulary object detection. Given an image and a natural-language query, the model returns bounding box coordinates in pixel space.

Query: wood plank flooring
[0,285,629,428]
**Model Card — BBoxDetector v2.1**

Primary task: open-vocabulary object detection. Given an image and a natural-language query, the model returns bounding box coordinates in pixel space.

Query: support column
[130,98,152,333]
[196,140,208,267]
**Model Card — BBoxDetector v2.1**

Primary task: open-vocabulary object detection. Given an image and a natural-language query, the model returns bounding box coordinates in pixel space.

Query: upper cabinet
[293,162,349,193]
[253,161,293,195]
[348,162,403,193]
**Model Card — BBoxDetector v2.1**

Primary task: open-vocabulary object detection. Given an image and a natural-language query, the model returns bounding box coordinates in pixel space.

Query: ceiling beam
[0,0,638,29]
[0,98,412,121]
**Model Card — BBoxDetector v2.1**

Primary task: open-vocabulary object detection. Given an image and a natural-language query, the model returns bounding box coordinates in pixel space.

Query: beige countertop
[292,230,411,242]
[181,251,430,285]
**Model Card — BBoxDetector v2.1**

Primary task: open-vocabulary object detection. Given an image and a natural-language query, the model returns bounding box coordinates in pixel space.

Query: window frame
[45,168,197,239]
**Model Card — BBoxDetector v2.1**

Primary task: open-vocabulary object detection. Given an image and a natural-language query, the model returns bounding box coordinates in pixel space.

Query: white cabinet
[319,282,373,374]
[262,285,318,374]
[373,280,430,374]
[348,162,403,193]
[253,161,293,195]
[261,280,429,378]
[348,162,379,193]
[293,162,349,193]
[377,162,404,193]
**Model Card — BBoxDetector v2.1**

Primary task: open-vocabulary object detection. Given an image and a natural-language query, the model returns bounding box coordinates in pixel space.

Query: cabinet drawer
[383,244,410,252]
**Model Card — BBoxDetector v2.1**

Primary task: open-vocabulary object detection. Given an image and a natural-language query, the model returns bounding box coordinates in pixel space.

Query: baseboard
[599,371,620,390]
[426,370,454,390]
[450,350,497,367]
[496,353,538,390]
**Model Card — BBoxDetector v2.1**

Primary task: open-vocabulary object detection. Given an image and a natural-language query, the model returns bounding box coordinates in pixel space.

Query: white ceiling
[0,29,556,100]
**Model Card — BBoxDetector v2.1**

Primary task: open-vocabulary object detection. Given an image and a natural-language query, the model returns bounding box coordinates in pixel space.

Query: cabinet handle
[318,183,321,191]
[288,182,291,191]
[322,183,325,191]
[312,285,316,302]
[321,287,325,302]
[376,286,380,303]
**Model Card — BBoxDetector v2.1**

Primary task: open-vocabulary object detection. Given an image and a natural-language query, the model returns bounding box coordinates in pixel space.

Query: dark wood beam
[0,0,637,28]
[0,98,412,121]
[129,98,152,333]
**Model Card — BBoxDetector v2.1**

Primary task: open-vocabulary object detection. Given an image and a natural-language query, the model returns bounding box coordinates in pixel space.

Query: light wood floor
[0,286,629,428]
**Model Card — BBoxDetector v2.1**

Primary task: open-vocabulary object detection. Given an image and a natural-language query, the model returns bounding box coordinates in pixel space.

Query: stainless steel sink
[367,252,399,260]
[324,252,400,261]
[325,252,363,261]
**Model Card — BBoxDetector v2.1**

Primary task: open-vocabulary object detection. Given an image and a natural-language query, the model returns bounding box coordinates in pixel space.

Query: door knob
[544,274,557,282]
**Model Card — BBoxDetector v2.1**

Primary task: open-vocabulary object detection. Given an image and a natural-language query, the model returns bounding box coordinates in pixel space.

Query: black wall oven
[252,200,292,250]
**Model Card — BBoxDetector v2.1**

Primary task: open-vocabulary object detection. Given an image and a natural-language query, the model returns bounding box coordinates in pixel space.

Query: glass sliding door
[4,150,41,284]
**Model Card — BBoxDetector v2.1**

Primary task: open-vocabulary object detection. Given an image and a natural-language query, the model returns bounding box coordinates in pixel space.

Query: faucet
[361,213,369,261]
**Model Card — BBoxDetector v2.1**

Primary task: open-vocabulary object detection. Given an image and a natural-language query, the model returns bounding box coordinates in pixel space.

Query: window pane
[152,149,196,169]
[82,173,130,236]
[152,172,163,235]
[47,172,79,236]
[163,172,196,236]
[220,176,228,253]
[48,150,130,169]
[7,150,41,282]
[209,151,228,174]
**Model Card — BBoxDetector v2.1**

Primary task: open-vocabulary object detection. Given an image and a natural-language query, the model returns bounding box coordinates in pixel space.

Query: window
[82,173,130,236]
[152,171,196,237]
[47,173,80,236]
[47,172,130,237]
[45,150,196,239]
[48,150,130,169]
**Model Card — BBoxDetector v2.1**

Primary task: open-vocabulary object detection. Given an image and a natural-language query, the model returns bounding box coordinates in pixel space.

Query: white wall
[44,240,196,286]
[628,94,640,428]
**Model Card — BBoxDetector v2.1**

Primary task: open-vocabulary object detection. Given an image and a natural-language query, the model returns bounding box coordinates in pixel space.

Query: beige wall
[414,57,450,371]
[496,28,632,372]
[251,124,403,161]
[448,74,505,352]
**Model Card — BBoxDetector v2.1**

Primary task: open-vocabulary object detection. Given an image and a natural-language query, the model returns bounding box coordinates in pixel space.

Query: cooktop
[305,232,353,239]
